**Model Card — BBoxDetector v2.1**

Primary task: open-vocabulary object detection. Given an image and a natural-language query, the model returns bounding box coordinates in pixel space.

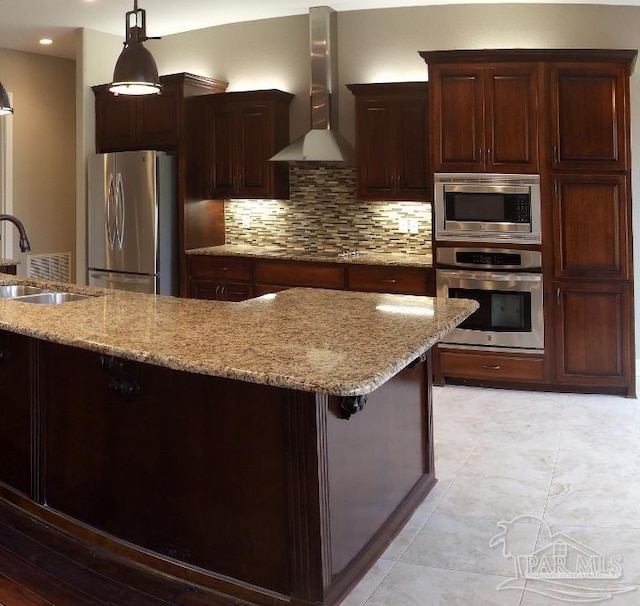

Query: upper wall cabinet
[422,53,541,173]
[347,82,430,201]
[93,73,228,152]
[549,62,630,171]
[203,90,294,200]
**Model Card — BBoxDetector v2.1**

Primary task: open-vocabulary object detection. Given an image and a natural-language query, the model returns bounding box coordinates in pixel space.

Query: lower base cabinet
[553,281,633,392]
[435,348,546,386]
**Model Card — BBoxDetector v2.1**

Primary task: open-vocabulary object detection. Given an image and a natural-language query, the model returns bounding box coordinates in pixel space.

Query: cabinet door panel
[209,105,236,197]
[431,67,484,171]
[138,92,179,146]
[95,94,137,150]
[552,174,629,279]
[554,283,630,385]
[359,103,394,195]
[396,102,430,198]
[238,105,269,195]
[485,65,539,171]
[550,65,629,170]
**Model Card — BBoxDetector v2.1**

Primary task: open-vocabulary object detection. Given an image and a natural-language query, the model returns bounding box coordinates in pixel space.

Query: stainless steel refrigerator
[87,150,177,295]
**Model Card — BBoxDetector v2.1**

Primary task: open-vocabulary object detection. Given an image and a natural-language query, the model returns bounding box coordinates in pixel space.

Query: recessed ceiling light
[39,38,53,46]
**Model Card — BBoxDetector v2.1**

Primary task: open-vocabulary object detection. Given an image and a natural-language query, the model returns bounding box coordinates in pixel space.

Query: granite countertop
[187,244,433,268]
[0,258,19,267]
[0,276,476,396]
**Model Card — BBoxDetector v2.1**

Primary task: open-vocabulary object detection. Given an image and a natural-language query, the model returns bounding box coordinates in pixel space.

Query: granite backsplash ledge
[225,163,432,255]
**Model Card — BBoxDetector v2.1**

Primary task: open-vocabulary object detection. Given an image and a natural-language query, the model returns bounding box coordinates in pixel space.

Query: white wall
[0,47,75,277]
[77,3,640,349]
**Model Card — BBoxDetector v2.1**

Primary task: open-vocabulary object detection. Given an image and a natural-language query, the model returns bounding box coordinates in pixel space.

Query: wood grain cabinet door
[484,63,540,172]
[348,82,430,201]
[430,65,485,172]
[94,89,138,151]
[553,281,631,387]
[395,98,431,199]
[235,101,273,198]
[355,97,396,198]
[552,174,630,280]
[550,63,630,171]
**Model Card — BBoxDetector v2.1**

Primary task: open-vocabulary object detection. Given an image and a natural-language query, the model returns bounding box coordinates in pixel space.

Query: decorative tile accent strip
[225,163,432,255]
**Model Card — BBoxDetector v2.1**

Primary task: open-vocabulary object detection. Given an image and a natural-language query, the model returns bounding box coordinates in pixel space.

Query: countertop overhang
[0,275,475,396]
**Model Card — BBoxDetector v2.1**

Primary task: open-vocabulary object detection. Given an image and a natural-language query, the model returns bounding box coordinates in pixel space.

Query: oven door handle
[436,270,542,283]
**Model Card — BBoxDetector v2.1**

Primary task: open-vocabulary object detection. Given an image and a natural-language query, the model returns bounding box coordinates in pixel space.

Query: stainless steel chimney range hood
[270,6,355,164]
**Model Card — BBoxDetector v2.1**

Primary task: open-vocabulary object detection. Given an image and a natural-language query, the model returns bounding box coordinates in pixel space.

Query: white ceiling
[1,0,632,60]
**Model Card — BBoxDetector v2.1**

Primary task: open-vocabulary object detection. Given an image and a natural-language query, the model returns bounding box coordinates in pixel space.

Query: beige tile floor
[341,385,640,606]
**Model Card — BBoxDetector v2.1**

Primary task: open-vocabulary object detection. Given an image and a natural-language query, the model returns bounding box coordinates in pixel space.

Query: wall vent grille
[27,252,72,283]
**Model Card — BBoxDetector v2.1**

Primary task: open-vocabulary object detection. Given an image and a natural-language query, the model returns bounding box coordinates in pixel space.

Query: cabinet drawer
[188,256,253,282]
[347,266,432,295]
[255,260,345,289]
[438,349,545,383]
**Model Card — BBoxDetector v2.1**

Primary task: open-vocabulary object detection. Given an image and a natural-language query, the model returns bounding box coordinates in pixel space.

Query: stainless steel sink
[14,292,94,305]
[0,285,49,298]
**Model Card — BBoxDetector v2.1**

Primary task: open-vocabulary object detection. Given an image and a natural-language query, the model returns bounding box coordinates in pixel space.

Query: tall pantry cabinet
[422,49,636,396]
[549,55,635,391]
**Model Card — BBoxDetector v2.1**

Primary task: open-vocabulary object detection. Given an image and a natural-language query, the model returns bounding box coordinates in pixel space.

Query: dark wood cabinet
[347,83,430,201]
[549,62,630,171]
[424,56,540,173]
[546,52,635,394]
[254,259,345,292]
[552,174,630,280]
[93,73,228,152]
[0,331,34,496]
[436,349,546,385]
[186,255,434,301]
[205,90,293,199]
[423,49,636,395]
[187,255,254,301]
[553,281,632,388]
[346,265,435,295]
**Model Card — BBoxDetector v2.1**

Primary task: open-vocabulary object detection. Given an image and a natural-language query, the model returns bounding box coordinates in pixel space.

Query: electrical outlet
[242,215,251,229]
[408,218,419,233]
[398,218,409,233]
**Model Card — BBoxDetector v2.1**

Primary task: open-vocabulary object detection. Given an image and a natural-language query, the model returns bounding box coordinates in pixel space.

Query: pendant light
[0,81,13,115]
[109,0,161,96]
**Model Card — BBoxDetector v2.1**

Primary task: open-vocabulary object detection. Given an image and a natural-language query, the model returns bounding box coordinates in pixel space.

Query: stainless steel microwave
[434,173,541,244]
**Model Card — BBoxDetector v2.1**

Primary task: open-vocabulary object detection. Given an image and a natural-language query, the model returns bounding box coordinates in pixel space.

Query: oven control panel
[436,247,542,271]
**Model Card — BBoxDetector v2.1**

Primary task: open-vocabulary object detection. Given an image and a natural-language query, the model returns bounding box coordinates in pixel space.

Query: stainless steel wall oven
[436,247,544,353]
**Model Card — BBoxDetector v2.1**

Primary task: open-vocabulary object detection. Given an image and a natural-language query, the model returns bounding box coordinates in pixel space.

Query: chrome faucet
[0,214,31,252]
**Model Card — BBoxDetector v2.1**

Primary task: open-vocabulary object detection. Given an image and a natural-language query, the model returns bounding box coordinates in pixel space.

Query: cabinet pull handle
[381,278,397,284]
[215,285,220,300]
[556,287,561,305]
[553,145,559,163]
[482,364,501,370]
[219,267,228,271]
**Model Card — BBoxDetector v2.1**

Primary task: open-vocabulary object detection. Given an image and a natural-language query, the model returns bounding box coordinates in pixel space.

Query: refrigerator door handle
[115,172,125,250]
[106,173,117,251]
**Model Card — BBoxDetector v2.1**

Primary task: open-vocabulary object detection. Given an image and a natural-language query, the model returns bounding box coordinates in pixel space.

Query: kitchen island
[0,275,476,606]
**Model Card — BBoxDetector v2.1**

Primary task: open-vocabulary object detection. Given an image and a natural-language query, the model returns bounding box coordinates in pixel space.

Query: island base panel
[1,337,435,606]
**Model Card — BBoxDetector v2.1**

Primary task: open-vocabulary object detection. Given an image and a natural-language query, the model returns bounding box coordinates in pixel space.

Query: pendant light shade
[0,81,13,116]
[109,0,161,96]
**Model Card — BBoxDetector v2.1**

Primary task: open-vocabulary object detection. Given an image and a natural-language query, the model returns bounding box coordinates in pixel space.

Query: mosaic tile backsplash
[224,163,432,255]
